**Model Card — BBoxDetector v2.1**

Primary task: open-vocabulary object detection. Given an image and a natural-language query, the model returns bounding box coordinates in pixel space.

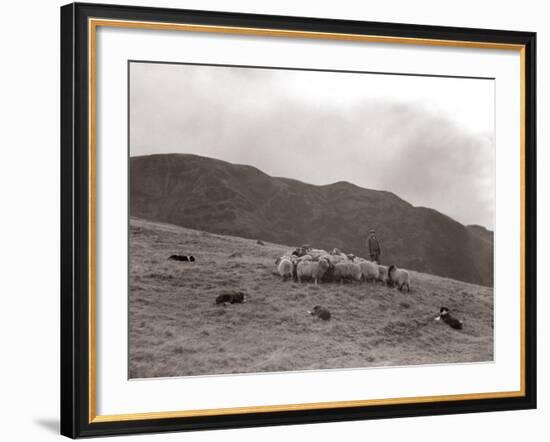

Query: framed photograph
[60,2,537,438]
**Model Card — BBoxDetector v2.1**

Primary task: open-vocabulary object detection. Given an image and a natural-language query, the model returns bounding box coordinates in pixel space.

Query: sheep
[387,264,410,292]
[359,259,380,283]
[297,258,330,284]
[292,246,310,257]
[322,253,347,267]
[308,248,328,260]
[333,262,362,283]
[330,248,348,260]
[377,265,388,284]
[276,256,294,281]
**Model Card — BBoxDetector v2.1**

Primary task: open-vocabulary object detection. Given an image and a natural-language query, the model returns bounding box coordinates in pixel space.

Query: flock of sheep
[275,246,411,292]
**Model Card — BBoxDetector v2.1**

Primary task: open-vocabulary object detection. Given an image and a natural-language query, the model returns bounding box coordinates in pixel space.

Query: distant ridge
[130,153,493,286]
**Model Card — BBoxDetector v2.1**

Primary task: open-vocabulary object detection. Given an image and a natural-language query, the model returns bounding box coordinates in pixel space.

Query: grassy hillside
[129,217,493,379]
[130,154,493,286]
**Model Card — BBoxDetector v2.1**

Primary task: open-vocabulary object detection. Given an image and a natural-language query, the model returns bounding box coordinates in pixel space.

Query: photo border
[60,2,536,438]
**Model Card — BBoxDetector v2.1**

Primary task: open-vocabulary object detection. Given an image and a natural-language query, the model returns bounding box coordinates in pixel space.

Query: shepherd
[366,229,381,264]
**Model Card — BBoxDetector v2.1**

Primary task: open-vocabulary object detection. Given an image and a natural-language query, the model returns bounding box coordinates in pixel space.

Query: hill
[129,217,493,378]
[130,154,493,286]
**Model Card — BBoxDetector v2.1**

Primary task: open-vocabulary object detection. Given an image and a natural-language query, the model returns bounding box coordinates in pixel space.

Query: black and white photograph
[128,61,495,379]
[0,0,542,439]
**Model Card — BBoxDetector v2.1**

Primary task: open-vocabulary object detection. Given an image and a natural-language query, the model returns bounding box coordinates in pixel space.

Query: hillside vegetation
[129,217,493,379]
[130,154,493,286]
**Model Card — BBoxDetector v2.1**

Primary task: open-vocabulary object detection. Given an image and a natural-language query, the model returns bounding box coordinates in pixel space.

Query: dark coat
[367,236,381,254]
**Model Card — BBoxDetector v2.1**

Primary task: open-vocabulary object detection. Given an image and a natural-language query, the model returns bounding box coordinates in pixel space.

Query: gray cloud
[130,62,495,229]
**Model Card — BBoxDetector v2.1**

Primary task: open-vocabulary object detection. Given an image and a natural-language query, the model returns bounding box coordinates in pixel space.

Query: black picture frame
[61,2,537,438]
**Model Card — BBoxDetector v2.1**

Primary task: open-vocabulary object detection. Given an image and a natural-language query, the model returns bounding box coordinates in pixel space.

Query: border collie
[435,307,463,330]
[308,305,331,321]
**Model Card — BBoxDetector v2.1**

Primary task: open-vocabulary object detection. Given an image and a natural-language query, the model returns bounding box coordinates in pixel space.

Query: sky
[129,61,495,229]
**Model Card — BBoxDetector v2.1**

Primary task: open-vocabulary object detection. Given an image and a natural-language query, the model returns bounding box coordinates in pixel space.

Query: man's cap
[369,229,375,233]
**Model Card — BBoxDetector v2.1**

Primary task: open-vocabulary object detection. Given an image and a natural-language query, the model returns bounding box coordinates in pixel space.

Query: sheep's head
[385,265,396,286]
[318,258,330,272]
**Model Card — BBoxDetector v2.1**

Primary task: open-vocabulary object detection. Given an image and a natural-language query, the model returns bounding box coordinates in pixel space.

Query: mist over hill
[130,154,493,286]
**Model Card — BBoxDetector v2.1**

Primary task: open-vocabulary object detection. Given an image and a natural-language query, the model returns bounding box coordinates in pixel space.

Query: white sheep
[322,253,347,267]
[297,258,330,284]
[359,260,380,283]
[308,248,328,260]
[275,257,294,281]
[333,262,362,283]
[387,264,410,292]
[377,265,388,284]
[330,249,348,259]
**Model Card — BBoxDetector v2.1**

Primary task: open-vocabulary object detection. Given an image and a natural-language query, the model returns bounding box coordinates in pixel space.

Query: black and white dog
[308,305,331,321]
[435,307,463,330]
[168,254,195,262]
[215,292,247,305]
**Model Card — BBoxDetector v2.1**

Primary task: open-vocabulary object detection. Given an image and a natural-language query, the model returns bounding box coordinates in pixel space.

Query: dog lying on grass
[215,292,247,305]
[308,305,331,321]
[435,307,463,330]
[168,254,195,262]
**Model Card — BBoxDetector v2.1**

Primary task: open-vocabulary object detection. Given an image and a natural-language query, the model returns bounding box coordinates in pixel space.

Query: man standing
[367,229,381,264]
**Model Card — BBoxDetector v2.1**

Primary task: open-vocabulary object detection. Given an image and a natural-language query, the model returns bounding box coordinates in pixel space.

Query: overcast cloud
[130,62,495,229]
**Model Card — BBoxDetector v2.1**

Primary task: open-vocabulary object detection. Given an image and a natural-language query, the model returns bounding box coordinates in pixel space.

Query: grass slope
[129,217,493,379]
[130,154,494,286]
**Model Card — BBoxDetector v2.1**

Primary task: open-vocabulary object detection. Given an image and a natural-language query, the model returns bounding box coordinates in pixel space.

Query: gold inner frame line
[88,17,527,424]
